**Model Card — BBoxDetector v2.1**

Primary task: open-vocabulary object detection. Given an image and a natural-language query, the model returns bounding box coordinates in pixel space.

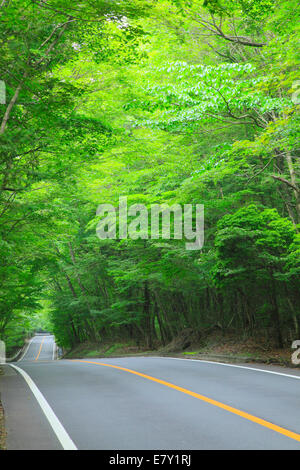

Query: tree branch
[0,79,25,135]
[271,175,300,193]
[192,12,266,48]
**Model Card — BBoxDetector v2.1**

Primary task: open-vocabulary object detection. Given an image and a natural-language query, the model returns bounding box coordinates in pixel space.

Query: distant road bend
[1,335,300,450]
[18,334,57,362]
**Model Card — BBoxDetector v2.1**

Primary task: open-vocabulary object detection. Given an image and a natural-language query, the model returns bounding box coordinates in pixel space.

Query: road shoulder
[0,364,62,450]
[0,366,5,450]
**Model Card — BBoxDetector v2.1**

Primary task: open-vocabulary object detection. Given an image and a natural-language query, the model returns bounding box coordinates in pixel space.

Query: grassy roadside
[64,341,146,359]
[0,367,6,450]
[63,330,300,368]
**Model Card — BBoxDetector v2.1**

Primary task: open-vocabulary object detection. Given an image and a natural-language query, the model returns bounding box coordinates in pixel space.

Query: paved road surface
[1,335,300,450]
[19,334,56,362]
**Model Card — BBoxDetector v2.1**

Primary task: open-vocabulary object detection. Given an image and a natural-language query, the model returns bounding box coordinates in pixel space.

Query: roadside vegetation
[64,328,297,367]
[0,1,299,356]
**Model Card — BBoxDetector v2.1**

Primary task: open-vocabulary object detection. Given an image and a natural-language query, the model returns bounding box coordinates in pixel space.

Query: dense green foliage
[0,0,299,352]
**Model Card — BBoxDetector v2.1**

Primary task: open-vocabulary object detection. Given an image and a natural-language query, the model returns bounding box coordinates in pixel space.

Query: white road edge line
[149,356,300,380]
[52,338,55,361]
[17,337,35,362]
[9,363,77,450]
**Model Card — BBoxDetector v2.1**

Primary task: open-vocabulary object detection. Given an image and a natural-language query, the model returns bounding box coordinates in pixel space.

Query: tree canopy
[0,0,299,352]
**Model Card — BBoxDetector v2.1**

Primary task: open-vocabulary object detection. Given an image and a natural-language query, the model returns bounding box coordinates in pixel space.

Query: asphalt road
[18,334,56,362]
[2,335,300,450]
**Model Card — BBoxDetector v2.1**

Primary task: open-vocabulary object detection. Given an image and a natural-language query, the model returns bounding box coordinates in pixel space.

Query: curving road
[1,335,300,450]
[18,334,57,362]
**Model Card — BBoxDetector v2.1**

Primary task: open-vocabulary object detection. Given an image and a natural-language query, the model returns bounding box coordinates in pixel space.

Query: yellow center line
[35,336,45,361]
[71,359,300,444]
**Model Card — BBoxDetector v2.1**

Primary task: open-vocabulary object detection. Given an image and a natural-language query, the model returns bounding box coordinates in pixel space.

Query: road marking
[18,337,35,362]
[35,336,45,361]
[150,356,300,380]
[72,359,300,444]
[52,338,56,361]
[9,364,77,450]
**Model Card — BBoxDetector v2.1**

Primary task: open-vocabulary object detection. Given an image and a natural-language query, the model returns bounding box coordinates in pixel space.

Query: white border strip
[9,364,77,450]
[52,337,57,361]
[150,356,300,380]
[18,337,35,362]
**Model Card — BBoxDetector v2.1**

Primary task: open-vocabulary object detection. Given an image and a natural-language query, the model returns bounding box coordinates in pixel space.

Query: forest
[0,0,299,355]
